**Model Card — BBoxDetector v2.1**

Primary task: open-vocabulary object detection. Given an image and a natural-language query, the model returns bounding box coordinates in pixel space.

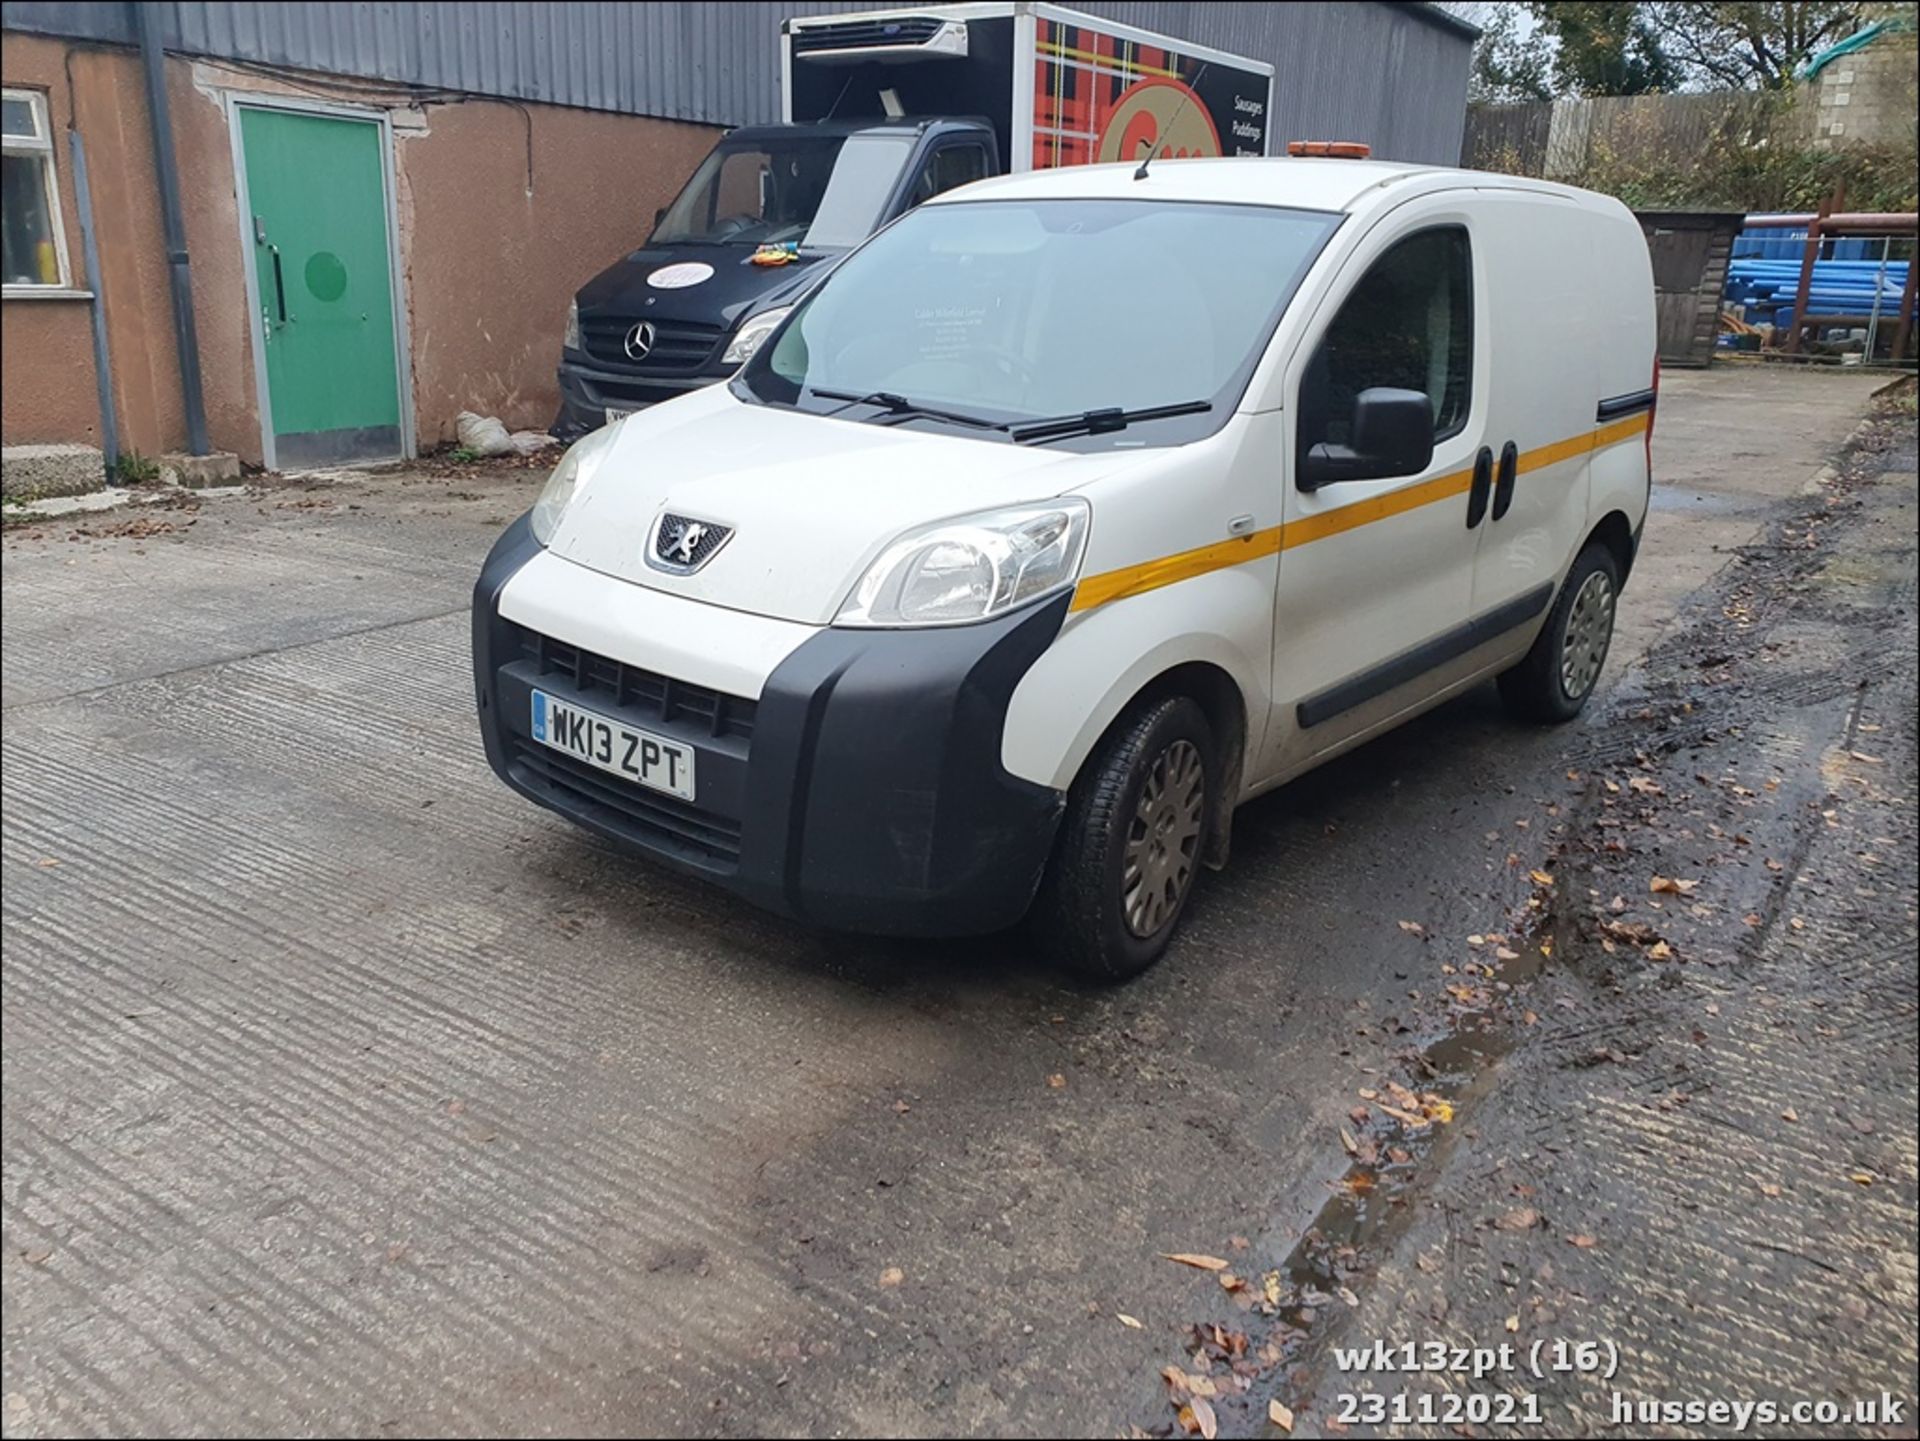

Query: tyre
[1033,695,1215,982]
[1497,542,1621,724]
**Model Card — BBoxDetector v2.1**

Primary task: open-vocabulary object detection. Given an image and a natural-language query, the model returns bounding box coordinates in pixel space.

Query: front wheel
[1032,696,1215,982]
[1497,542,1621,723]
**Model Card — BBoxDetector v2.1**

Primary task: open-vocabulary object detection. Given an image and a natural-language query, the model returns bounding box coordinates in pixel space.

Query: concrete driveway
[0,366,1898,1437]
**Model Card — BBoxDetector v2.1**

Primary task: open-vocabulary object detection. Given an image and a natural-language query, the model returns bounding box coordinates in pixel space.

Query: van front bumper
[472,517,1069,936]
[553,358,728,441]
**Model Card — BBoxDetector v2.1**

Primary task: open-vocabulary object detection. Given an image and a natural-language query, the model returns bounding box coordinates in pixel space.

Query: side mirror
[1298,387,1435,491]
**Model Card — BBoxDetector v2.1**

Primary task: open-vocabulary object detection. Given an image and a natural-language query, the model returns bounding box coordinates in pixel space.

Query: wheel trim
[1121,738,1205,939]
[1560,570,1615,700]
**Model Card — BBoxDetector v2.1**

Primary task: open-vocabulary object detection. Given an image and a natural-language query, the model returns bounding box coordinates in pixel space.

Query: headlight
[722,305,792,365]
[529,422,620,546]
[836,499,1091,628]
[562,298,581,352]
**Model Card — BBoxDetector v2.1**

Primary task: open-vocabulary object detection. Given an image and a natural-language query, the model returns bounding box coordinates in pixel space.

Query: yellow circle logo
[1096,78,1223,165]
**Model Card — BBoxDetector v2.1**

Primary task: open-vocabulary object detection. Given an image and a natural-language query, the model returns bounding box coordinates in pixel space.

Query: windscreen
[740,198,1340,439]
[649,133,915,249]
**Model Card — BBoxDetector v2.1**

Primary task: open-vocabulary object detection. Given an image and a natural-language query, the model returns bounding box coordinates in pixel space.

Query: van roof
[933,156,1604,217]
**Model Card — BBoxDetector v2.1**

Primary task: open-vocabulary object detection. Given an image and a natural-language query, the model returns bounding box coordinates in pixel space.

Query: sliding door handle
[1492,440,1518,521]
[1466,446,1492,529]
[269,244,288,324]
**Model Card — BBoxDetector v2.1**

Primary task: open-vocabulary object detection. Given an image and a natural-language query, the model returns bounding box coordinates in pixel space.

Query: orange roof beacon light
[1287,141,1372,159]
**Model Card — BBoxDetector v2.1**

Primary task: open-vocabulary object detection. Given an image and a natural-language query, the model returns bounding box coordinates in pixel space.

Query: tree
[1529,2,1683,95]
[1470,4,1556,101]
[1642,2,1870,88]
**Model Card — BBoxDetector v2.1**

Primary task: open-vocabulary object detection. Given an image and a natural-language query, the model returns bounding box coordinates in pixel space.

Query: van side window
[1297,227,1471,466]
[910,143,991,206]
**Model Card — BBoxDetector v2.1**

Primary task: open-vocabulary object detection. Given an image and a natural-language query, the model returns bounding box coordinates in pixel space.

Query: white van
[473,155,1656,979]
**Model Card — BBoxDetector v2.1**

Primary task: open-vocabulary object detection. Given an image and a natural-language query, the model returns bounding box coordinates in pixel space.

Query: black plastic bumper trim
[1297,581,1556,729]
[473,523,1068,937]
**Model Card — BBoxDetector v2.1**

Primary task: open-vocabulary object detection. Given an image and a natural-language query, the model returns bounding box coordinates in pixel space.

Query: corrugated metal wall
[2,1,1472,162]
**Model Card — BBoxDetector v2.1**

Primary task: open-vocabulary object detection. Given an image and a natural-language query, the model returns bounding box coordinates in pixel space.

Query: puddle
[1163,905,1561,1434]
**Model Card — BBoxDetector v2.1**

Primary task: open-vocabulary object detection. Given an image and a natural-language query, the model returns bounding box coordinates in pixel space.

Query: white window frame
[2,88,76,295]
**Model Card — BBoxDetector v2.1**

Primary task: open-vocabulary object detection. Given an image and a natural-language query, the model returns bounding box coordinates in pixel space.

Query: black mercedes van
[552,116,998,439]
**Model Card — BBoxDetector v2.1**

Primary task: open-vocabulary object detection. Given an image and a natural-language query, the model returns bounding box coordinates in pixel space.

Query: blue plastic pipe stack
[1724,229,1909,327]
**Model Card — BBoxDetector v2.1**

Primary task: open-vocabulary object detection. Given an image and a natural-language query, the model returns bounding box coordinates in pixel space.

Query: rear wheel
[1498,542,1620,723]
[1033,696,1215,982]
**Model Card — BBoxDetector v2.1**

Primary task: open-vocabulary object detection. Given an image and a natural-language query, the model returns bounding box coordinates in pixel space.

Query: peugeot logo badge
[624,321,657,361]
[647,512,734,575]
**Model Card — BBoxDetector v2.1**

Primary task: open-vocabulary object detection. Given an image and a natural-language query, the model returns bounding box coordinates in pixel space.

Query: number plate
[604,407,634,426]
[531,689,694,801]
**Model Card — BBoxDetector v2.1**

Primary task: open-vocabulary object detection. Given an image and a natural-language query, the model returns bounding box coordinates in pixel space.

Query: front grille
[511,740,743,866]
[792,16,945,52]
[580,315,725,373]
[514,624,755,741]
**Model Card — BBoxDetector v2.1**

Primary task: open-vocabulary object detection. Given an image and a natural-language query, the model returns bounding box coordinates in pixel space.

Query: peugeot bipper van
[474,155,1657,980]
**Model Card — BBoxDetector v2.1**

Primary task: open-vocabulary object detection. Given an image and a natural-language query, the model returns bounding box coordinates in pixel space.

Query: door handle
[269,244,288,324]
[1466,446,1492,529]
[1492,440,1518,521]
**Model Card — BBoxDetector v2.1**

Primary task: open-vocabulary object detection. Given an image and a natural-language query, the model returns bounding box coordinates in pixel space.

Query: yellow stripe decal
[1068,412,1650,614]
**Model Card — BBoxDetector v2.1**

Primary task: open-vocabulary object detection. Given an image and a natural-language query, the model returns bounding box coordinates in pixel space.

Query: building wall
[1809,28,1920,150]
[0,1,1475,163]
[2,30,718,462]
[4,2,1473,463]
[0,32,139,450]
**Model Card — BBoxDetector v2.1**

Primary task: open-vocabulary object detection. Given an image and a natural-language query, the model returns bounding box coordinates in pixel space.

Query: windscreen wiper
[1007,400,1213,445]
[810,388,1002,432]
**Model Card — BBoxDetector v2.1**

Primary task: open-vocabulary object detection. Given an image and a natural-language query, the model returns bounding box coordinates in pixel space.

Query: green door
[240,107,402,468]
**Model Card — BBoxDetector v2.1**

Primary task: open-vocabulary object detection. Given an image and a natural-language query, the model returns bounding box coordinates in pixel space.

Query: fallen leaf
[1495,946,1521,962]
[1494,1206,1540,1232]
[1336,1285,1359,1308]
[1376,1102,1429,1129]
[1188,1374,1219,1398]
[36,858,60,868]
[1262,1271,1282,1306]
[878,1266,904,1287]
[1339,1128,1359,1156]
[1781,1107,1799,1123]
[1415,1252,1441,1274]
[1566,1234,1598,1249]
[1217,1271,1244,1292]
[1849,1172,1874,1186]
[891,1099,911,1114]
[1628,776,1663,795]
[1529,869,1554,886]
[1046,1073,1067,1089]
[1269,1399,1295,1432]
[1397,920,1426,937]
[1505,1314,1520,1333]
[1192,1397,1218,1440]
[1118,1313,1143,1329]
[1162,1365,1189,1393]
[1758,1182,1782,1198]
[1647,941,1675,961]
[1650,876,1699,895]
[1161,1253,1231,1272]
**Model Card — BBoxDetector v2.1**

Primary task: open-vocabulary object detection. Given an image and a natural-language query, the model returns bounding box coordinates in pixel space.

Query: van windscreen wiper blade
[809,388,1002,431]
[1007,400,1213,444]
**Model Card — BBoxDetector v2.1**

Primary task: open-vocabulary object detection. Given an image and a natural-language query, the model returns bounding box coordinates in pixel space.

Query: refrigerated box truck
[552,3,1275,437]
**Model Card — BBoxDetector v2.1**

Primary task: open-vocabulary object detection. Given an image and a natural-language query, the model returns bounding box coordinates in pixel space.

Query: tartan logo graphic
[1032,18,1223,169]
